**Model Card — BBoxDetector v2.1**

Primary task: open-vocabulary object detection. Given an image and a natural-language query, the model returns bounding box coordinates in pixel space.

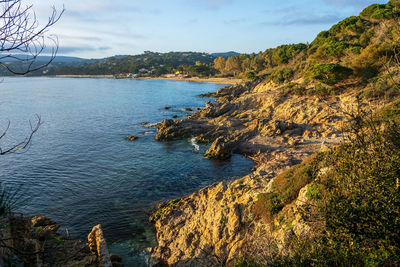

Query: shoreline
[136,76,242,84]
[54,74,115,79]
[53,74,242,84]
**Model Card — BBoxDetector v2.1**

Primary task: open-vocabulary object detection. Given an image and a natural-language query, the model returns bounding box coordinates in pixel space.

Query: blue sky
[31,0,387,59]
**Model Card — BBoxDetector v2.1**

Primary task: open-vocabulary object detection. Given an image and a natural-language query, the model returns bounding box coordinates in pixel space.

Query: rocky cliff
[151,78,389,266]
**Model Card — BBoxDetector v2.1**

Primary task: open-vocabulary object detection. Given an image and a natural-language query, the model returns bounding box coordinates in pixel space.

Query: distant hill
[211,51,240,58]
[2,55,89,63]
[22,51,217,77]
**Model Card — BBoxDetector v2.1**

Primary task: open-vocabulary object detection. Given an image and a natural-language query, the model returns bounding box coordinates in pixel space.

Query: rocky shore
[0,214,122,266]
[150,79,384,266]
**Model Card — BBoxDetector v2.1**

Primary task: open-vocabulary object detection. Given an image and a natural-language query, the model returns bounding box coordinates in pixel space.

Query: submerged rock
[126,135,138,141]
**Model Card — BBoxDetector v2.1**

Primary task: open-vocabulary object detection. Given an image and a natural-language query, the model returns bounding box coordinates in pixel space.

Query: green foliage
[377,98,400,122]
[308,84,336,96]
[245,71,257,80]
[255,192,283,219]
[312,37,348,59]
[360,78,399,100]
[187,64,212,77]
[306,63,353,85]
[285,221,294,231]
[329,16,365,35]
[269,67,294,83]
[271,44,307,65]
[305,183,321,200]
[254,156,317,221]
[360,3,399,20]
[319,117,400,265]
[43,52,216,76]
[273,156,316,203]
[274,113,400,265]
[348,45,362,54]
[233,258,262,267]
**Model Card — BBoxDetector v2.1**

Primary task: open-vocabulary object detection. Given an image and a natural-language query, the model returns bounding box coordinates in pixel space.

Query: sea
[0,77,253,265]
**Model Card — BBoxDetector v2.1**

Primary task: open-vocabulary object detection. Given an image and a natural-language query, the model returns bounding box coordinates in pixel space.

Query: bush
[360,78,399,99]
[253,155,318,221]
[253,192,283,221]
[305,184,321,200]
[271,112,400,266]
[306,63,353,85]
[269,67,294,83]
[245,71,257,80]
[306,84,336,96]
[312,38,348,59]
[329,16,365,35]
[234,258,262,267]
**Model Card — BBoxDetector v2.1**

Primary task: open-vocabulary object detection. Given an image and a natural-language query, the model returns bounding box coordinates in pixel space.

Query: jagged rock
[204,131,253,159]
[88,224,112,267]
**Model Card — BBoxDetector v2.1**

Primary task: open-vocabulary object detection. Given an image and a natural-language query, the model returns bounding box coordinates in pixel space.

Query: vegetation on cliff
[249,112,400,266]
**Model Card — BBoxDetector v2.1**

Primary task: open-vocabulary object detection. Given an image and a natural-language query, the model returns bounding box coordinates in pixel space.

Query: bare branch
[0,115,42,155]
[0,0,64,75]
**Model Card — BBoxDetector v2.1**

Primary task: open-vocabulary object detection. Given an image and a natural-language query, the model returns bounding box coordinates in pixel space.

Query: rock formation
[151,79,387,266]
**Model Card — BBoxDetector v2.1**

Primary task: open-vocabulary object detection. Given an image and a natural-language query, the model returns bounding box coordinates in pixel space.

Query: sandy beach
[137,76,242,84]
[54,75,242,84]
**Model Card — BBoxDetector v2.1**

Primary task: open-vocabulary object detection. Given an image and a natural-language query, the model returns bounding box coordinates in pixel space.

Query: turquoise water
[0,77,253,264]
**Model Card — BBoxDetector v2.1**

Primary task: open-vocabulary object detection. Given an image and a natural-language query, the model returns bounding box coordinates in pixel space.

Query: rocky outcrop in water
[88,225,112,267]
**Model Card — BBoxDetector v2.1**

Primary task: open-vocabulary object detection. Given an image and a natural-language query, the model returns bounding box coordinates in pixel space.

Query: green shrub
[271,43,307,65]
[312,38,348,59]
[306,183,321,200]
[269,67,294,83]
[253,192,283,221]
[348,46,362,54]
[306,84,336,96]
[306,63,353,85]
[271,113,400,266]
[253,155,318,221]
[234,258,262,267]
[329,16,364,35]
[245,71,257,80]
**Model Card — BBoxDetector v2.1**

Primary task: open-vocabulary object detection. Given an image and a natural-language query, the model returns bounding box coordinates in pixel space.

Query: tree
[225,55,242,76]
[213,56,226,74]
[0,0,63,156]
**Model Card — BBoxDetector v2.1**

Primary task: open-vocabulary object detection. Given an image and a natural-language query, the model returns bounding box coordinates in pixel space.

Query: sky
[28,0,388,59]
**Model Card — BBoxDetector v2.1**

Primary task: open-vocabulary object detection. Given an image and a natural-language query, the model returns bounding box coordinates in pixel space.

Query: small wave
[190,137,200,152]
[143,131,155,135]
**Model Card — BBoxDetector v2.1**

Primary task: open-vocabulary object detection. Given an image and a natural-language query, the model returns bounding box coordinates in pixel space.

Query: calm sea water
[0,77,253,264]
